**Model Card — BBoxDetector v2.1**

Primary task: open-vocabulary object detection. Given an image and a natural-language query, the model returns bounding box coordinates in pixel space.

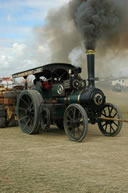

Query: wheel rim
[98,103,122,136]
[64,104,88,142]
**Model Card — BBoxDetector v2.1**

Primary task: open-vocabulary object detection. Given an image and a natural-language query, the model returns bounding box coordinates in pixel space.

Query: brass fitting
[86,50,96,54]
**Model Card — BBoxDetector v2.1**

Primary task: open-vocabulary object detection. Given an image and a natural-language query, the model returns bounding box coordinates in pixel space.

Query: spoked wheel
[64,104,88,142]
[98,103,122,136]
[17,90,43,134]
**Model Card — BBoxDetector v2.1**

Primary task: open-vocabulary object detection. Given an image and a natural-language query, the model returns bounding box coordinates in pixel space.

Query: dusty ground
[0,89,128,193]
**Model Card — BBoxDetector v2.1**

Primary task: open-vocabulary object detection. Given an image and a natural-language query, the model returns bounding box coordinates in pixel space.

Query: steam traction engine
[12,50,122,142]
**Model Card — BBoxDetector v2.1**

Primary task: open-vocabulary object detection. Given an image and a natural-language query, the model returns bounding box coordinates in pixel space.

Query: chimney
[86,49,96,88]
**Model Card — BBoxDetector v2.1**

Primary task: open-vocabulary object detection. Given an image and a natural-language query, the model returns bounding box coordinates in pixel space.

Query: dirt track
[0,89,128,193]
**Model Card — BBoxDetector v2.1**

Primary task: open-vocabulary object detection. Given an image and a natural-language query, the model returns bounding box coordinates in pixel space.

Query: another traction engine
[12,50,122,142]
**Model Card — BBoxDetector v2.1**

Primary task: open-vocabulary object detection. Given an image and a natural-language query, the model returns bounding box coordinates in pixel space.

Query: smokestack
[86,49,96,88]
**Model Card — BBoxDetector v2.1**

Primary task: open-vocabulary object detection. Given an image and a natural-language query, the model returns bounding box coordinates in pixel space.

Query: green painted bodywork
[34,80,82,119]
[35,80,82,103]
[53,104,66,119]
[58,90,82,105]
[52,84,65,97]
[67,90,81,104]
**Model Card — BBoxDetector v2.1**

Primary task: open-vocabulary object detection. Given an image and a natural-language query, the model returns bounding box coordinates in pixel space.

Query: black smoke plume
[70,0,127,50]
[35,0,128,63]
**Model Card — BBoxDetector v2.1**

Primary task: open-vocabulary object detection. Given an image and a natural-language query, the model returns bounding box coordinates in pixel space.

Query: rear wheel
[64,104,88,142]
[17,90,43,134]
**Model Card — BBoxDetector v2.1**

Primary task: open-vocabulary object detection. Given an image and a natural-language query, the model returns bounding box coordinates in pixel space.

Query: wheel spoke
[29,117,33,126]
[23,118,31,130]
[102,122,107,127]
[104,124,107,131]
[21,97,29,107]
[112,112,117,118]
[19,115,29,121]
[109,107,113,115]
[110,125,112,134]
[67,111,73,120]
[108,106,112,116]
[113,121,118,127]
[102,109,106,116]
[101,112,105,116]
[73,108,76,120]
[110,124,115,132]
[29,102,34,110]
[18,107,26,111]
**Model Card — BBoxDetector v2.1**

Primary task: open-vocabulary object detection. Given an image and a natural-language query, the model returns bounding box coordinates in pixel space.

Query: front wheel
[64,104,88,142]
[97,103,122,136]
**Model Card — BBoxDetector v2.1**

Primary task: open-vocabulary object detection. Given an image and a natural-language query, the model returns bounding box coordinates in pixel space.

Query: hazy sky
[0,0,69,77]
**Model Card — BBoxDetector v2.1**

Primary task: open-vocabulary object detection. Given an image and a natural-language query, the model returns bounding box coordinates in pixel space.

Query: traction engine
[12,50,122,142]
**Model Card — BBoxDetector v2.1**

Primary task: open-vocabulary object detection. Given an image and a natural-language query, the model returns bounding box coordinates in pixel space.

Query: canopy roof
[12,63,81,79]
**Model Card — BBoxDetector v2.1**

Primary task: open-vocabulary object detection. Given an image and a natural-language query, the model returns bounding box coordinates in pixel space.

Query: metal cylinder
[86,50,96,88]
